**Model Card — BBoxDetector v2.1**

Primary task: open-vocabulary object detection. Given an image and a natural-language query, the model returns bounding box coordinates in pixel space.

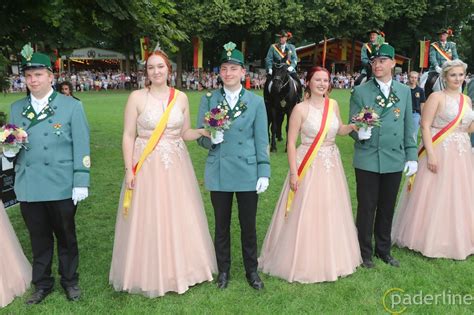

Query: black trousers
[210,191,258,275]
[20,199,79,290]
[355,169,402,260]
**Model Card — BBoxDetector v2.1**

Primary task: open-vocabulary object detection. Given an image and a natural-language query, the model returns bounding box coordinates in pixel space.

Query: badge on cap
[21,43,34,62]
[224,42,237,54]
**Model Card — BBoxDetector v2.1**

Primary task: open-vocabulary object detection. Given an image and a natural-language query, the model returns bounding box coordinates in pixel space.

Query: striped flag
[140,37,150,61]
[419,40,430,69]
[193,37,203,69]
[322,36,327,67]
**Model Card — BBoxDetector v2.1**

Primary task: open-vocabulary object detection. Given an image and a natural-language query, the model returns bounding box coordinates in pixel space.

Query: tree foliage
[0,0,472,72]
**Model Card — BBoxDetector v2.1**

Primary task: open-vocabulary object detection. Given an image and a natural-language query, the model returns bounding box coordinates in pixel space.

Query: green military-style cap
[371,43,395,60]
[437,28,453,36]
[367,29,381,35]
[20,43,52,71]
[276,30,292,39]
[220,42,244,66]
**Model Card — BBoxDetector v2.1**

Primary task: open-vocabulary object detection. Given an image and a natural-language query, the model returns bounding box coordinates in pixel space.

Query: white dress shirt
[375,78,392,98]
[223,85,242,110]
[31,89,54,114]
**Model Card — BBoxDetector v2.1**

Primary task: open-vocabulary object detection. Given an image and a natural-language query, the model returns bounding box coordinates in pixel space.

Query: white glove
[287,66,294,72]
[268,69,273,75]
[358,126,373,140]
[404,161,418,177]
[256,177,269,194]
[435,66,442,74]
[211,130,224,144]
[2,148,17,158]
[72,187,89,205]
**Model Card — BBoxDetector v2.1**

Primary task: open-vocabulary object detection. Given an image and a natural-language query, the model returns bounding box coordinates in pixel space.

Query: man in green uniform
[349,43,418,269]
[424,28,459,97]
[468,78,474,150]
[197,42,270,290]
[265,30,299,82]
[355,29,382,86]
[9,44,90,304]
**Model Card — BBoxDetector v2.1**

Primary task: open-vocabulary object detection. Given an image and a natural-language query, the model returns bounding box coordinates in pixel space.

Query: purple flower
[211,108,220,115]
[4,123,16,129]
[5,134,16,144]
[363,112,373,120]
[208,118,218,127]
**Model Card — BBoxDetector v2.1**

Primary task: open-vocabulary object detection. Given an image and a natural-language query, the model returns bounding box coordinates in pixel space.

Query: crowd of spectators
[6,68,471,94]
[8,70,146,93]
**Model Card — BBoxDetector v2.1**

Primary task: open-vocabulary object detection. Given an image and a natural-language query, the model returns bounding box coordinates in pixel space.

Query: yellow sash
[286,98,335,215]
[365,43,372,54]
[123,88,180,216]
[431,43,452,62]
[273,44,291,65]
[408,94,467,191]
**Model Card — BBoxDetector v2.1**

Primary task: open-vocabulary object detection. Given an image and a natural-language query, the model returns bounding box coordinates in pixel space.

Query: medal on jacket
[22,91,58,129]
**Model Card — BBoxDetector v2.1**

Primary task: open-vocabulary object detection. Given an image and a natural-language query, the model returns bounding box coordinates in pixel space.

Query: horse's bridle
[272,63,290,89]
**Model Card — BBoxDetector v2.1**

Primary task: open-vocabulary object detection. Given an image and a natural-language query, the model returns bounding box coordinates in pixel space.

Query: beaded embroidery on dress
[259,103,361,283]
[393,93,474,260]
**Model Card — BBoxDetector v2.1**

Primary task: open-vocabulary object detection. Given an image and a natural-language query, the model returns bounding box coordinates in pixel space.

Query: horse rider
[424,28,458,96]
[265,30,299,84]
[355,29,384,86]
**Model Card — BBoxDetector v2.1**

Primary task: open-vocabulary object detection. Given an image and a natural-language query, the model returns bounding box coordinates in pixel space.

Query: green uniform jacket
[349,79,417,173]
[10,93,90,202]
[197,89,270,192]
[360,42,375,74]
[468,79,474,147]
[429,41,458,71]
[265,43,297,71]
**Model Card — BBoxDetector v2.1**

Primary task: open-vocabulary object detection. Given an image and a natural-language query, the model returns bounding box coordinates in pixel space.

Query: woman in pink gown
[0,201,31,307]
[392,60,474,260]
[258,67,361,283]
[109,51,217,297]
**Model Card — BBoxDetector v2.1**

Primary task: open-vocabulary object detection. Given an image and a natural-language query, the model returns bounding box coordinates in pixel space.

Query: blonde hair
[441,59,467,80]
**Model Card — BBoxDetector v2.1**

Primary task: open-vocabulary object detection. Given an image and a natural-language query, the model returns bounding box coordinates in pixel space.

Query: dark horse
[420,70,466,99]
[354,66,372,86]
[264,63,302,152]
[420,71,443,99]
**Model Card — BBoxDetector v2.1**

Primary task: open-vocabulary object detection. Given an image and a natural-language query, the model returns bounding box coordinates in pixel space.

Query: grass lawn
[0,89,472,314]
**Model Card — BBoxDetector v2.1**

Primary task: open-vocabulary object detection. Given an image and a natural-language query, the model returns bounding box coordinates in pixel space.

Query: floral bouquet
[203,107,231,137]
[0,124,28,157]
[351,106,381,130]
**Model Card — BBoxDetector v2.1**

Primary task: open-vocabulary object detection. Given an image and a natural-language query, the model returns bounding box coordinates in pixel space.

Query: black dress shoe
[246,272,264,290]
[26,288,52,305]
[361,259,375,269]
[216,272,229,289]
[64,285,81,301]
[375,254,400,267]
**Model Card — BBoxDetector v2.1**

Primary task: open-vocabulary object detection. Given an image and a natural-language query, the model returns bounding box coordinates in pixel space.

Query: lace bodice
[297,105,340,171]
[431,94,473,154]
[432,94,473,131]
[300,105,339,146]
[133,92,186,169]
